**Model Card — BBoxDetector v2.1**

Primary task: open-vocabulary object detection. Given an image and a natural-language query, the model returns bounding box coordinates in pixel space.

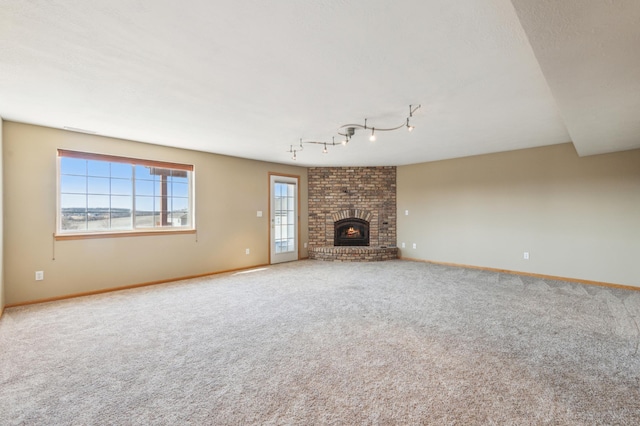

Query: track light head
[289,104,419,160]
[406,118,414,132]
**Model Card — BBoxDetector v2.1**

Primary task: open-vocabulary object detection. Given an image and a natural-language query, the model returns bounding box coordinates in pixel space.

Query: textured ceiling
[0,0,637,166]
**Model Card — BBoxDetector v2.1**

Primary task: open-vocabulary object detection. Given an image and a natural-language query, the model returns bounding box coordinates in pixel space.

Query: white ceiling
[0,0,638,166]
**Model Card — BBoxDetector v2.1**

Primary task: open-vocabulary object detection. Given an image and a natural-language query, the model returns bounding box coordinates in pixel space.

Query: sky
[60,157,189,212]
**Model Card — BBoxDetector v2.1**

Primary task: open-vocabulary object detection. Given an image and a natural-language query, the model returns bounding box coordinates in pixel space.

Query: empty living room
[1,1,639,424]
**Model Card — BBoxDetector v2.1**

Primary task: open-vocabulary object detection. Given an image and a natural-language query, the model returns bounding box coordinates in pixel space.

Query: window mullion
[84,160,89,231]
[108,163,112,229]
[132,164,137,230]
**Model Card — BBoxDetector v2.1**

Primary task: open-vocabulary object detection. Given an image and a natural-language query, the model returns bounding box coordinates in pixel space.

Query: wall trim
[4,263,270,309]
[400,257,640,292]
[6,257,636,311]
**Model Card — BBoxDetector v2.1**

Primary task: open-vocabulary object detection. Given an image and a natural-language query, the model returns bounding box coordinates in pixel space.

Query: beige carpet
[1,259,639,424]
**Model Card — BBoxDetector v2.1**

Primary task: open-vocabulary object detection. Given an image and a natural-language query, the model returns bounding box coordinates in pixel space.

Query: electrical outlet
[401,242,406,248]
[405,210,409,216]
[303,242,308,248]
[523,252,529,260]
[257,210,262,217]
[35,271,44,281]
[245,248,250,255]
[412,243,417,249]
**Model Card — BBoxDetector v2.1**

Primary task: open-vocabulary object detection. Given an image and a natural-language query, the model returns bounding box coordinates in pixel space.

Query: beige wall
[397,143,640,287]
[3,122,308,305]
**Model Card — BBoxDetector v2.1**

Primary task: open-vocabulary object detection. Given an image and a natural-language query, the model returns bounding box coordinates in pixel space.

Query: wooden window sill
[54,229,196,241]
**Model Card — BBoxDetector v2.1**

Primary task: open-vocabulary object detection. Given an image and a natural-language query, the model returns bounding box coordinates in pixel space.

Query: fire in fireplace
[334,218,369,246]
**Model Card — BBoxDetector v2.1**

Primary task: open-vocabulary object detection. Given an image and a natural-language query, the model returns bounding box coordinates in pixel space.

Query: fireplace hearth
[334,218,369,246]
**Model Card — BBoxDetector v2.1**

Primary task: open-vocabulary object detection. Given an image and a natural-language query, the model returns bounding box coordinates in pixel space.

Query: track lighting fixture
[287,104,421,160]
[406,118,414,132]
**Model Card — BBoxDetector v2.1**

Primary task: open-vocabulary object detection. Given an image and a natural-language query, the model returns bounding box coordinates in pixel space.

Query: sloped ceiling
[511,0,640,157]
[0,0,638,166]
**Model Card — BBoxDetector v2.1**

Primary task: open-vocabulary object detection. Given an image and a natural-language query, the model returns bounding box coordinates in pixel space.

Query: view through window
[58,150,193,234]
[273,182,296,253]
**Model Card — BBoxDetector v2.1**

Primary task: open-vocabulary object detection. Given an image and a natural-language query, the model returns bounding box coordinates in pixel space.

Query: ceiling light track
[287,104,421,160]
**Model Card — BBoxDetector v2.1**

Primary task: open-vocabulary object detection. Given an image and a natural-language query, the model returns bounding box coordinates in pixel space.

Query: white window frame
[55,149,195,240]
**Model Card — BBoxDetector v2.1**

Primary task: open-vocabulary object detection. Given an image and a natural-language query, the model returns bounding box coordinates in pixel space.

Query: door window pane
[274,182,296,254]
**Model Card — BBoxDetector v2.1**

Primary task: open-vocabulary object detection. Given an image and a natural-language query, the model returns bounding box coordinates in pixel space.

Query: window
[57,150,194,236]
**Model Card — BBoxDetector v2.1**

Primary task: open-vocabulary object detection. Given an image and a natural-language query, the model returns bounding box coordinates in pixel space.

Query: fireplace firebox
[334,218,369,246]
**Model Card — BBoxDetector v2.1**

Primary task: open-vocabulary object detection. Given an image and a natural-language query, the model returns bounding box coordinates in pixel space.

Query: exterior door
[270,174,299,264]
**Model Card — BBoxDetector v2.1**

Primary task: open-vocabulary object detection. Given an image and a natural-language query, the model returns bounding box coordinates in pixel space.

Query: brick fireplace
[308,166,398,261]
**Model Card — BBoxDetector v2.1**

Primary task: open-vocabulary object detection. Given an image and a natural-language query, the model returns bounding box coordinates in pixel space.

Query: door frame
[268,172,301,264]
